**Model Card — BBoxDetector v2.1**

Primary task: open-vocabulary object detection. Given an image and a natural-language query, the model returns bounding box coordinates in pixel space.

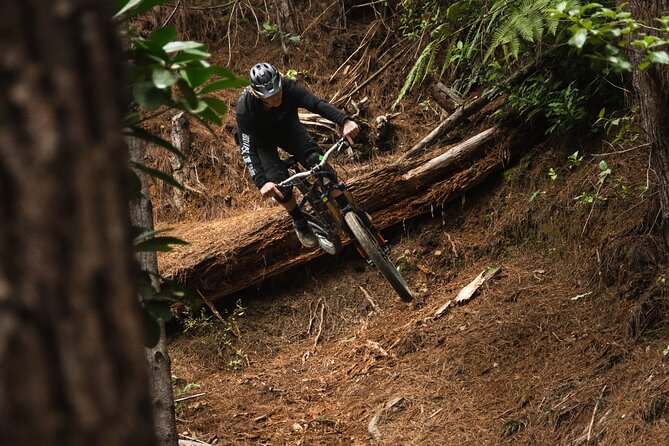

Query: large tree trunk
[0,2,154,445]
[128,137,179,446]
[160,127,519,302]
[626,0,669,246]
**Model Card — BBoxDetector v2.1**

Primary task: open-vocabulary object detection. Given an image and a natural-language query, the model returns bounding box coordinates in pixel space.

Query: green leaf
[134,227,175,244]
[152,67,179,88]
[202,97,228,115]
[603,28,621,39]
[598,160,608,171]
[126,126,185,159]
[602,44,620,56]
[135,235,189,252]
[579,3,603,15]
[600,8,616,19]
[176,79,200,111]
[182,65,239,89]
[196,107,223,126]
[144,300,174,322]
[132,82,170,110]
[649,51,669,64]
[130,161,184,191]
[182,99,208,114]
[142,307,161,347]
[569,28,588,48]
[115,0,170,20]
[170,52,209,67]
[612,58,633,72]
[180,67,214,89]
[163,41,206,53]
[180,48,211,59]
[199,77,250,94]
[148,26,178,47]
[555,1,569,14]
[115,0,142,17]
[657,16,669,29]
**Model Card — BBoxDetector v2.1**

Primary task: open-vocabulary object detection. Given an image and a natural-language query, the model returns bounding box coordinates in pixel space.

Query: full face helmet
[249,62,282,98]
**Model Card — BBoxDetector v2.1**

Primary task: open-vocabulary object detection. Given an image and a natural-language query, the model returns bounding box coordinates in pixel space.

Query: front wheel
[344,212,412,302]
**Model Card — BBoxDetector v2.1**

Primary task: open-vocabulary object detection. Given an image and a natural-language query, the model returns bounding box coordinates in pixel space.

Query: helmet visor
[252,76,282,99]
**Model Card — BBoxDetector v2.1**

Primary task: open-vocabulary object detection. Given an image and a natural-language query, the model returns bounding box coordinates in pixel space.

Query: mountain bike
[277,138,412,302]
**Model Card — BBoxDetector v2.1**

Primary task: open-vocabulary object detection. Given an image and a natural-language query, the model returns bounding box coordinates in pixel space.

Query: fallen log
[159,127,521,302]
[402,126,499,181]
[399,57,542,161]
[431,81,463,112]
[398,95,494,161]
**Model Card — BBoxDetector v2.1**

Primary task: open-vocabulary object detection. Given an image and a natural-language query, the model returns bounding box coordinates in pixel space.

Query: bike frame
[278,137,355,230]
[278,138,412,301]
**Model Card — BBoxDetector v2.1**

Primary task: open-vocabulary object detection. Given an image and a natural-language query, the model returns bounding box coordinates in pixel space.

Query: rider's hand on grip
[342,119,359,145]
[260,182,284,200]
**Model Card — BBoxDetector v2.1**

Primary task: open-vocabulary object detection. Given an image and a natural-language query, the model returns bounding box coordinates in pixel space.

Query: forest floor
[168,143,669,445]
[144,3,669,445]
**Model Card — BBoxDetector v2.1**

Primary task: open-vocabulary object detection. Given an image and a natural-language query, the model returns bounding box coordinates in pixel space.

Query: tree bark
[625,0,669,246]
[128,137,179,446]
[276,0,299,35]
[403,127,499,180]
[160,127,516,302]
[170,112,193,214]
[0,1,154,445]
[431,81,463,113]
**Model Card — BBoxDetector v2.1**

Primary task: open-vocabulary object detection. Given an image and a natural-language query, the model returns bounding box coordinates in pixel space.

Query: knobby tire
[343,212,412,302]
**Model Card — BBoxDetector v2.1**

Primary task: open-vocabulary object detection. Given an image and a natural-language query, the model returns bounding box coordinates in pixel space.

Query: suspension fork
[321,180,390,256]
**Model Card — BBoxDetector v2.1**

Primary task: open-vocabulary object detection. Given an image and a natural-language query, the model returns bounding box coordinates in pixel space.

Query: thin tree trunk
[170,112,193,214]
[128,137,179,446]
[276,0,299,35]
[626,0,669,246]
[0,1,154,444]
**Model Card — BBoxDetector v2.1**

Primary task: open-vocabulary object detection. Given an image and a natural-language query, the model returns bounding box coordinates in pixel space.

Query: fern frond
[393,38,441,108]
[483,0,563,62]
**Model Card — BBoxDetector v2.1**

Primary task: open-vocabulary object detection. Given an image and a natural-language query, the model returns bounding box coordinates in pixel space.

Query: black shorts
[256,122,321,184]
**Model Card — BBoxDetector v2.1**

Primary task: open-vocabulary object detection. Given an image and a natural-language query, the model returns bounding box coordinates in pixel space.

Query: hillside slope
[142,3,669,444]
[169,142,669,445]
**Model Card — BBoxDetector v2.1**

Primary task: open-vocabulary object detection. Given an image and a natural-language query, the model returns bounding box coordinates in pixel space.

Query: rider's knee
[305,151,321,168]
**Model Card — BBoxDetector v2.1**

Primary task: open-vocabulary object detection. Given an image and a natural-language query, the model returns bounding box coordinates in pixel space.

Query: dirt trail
[169,144,669,445]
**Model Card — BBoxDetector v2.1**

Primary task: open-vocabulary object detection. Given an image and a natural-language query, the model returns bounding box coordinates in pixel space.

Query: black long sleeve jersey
[235,78,348,188]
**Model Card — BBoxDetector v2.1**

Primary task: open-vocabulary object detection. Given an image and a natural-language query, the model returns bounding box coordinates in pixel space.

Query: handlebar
[278,138,349,188]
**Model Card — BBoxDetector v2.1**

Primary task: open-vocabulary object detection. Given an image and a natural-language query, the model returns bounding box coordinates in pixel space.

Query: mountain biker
[235,62,359,248]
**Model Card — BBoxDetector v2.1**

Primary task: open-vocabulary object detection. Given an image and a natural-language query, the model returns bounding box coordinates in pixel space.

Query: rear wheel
[344,211,412,302]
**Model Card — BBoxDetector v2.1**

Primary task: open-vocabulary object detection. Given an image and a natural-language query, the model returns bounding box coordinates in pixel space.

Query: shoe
[293,220,318,248]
